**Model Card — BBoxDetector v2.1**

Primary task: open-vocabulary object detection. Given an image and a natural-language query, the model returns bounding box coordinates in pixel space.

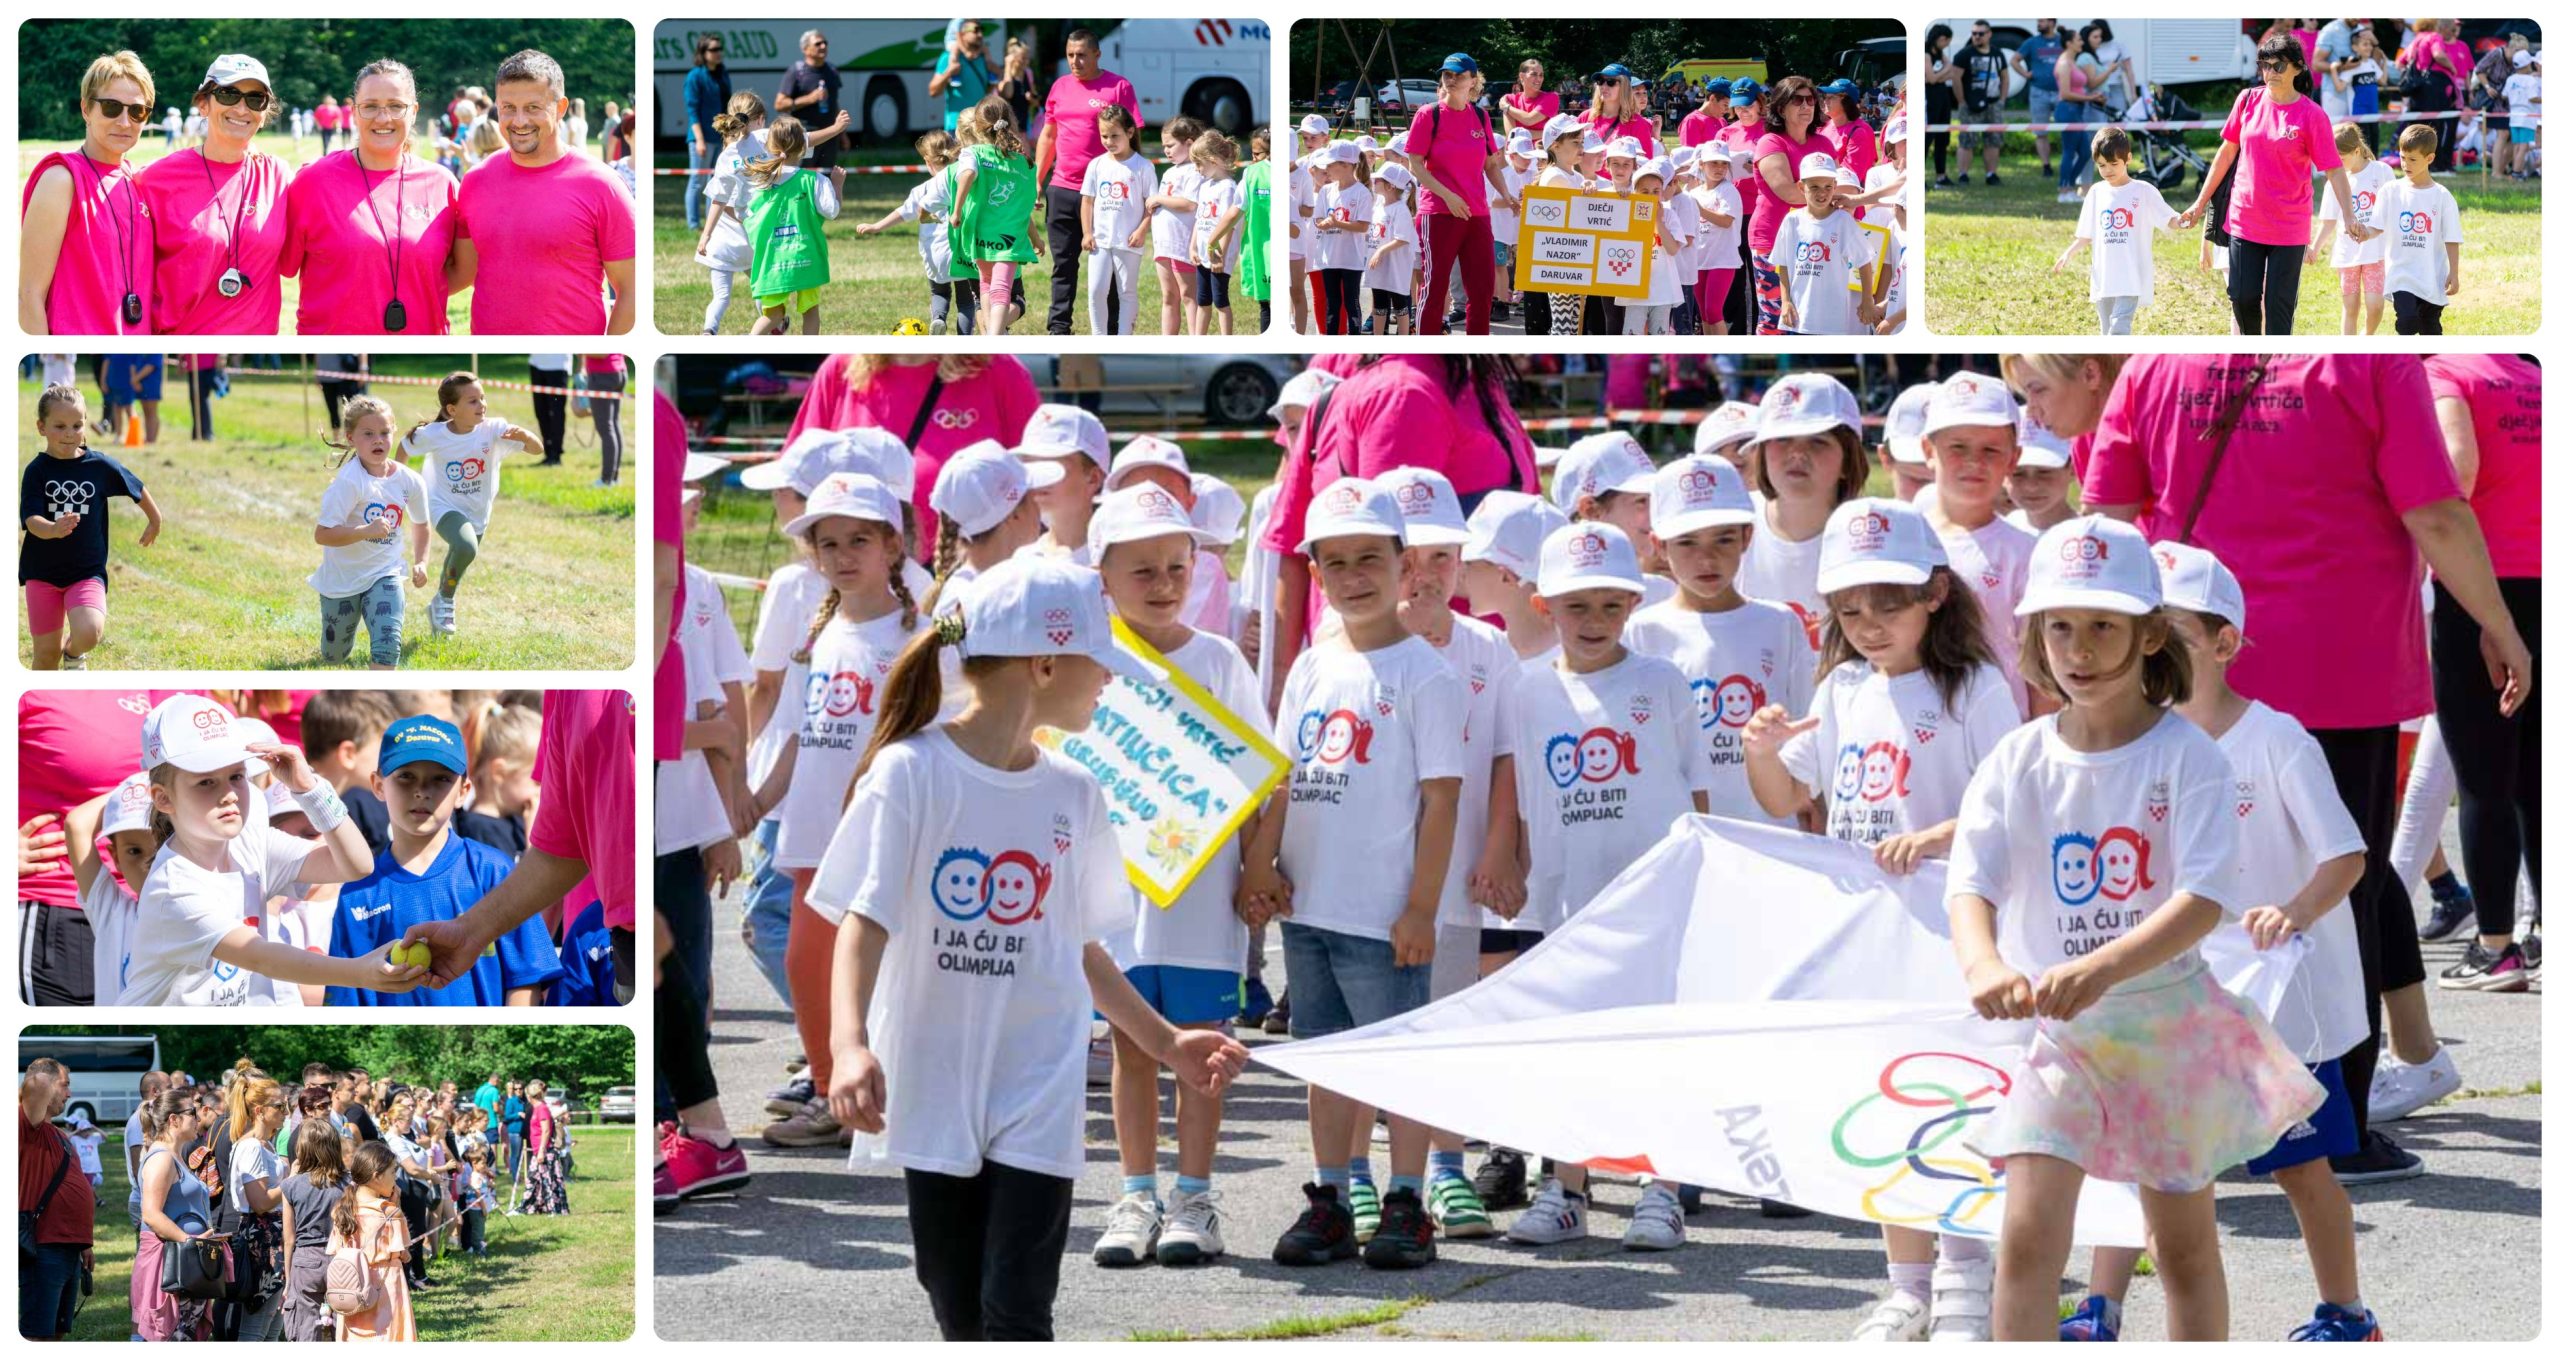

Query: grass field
[64,1125,636,1341]
[16,361,633,670]
[1924,154,2543,336]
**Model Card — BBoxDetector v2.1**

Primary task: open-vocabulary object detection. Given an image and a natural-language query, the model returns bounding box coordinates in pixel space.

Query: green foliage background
[25,1026,635,1100]
[1289,19,1897,98]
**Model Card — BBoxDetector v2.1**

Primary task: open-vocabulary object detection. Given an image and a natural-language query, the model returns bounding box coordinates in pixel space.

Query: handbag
[158,1233,233,1301]
[19,1127,71,1264]
[2176,357,2275,543]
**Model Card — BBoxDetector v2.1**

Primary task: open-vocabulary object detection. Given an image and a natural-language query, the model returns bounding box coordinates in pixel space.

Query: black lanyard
[197,151,254,296]
[355,153,411,331]
[74,151,142,325]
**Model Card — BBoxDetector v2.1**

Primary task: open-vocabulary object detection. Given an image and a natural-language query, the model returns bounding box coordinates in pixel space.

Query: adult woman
[523,1079,569,1215]
[1582,62,1659,160]
[134,1091,217,1342]
[1999,352,2125,476]
[683,33,731,229]
[1748,75,1828,336]
[277,60,462,336]
[996,36,1039,134]
[1923,25,1958,186]
[1819,79,1877,187]
[222,1075,290,1343]
[2400,19,2464,155]
[781,353,1040,562]
[2179,31,2369,334]
[20,51,160,335]
[378,1092,437,1288]
[1502,58,1560,138]
[1408,53,1513,336]
[584,353,627,487]
[137,54,286,334]
[602,99,627,163]
[276,1118,347,1343]
[2049,28,2103,202]
[502,1080,529,1180]
[18,1062,95,1343]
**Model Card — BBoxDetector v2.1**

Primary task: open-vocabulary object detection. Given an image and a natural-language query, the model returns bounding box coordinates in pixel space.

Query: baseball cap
[1088,484,1213,555]
[1604,136,1646,161]
[1731,77,1763,106]
[1884,112,1909,144]
[1532,444,1567,473]
[1015,403,1112,470]
[2017,417,2072,470]
[233,717,280,778]
[1695,140,1732,166]
[1541,115,1588,151]
[2151,540,2247,633]
[1538,521,1647,598]
[1748,372,1863,448]
[1703,77,1733,97]
[1816,498,1947,595]
[1595,62,1634,80]
[1385,132,1410,156]
[262,780,300,821]
[2016,516,2160,618]
[1651,454,1756,538]
[1188,473,1247,546]
[202,54,270,90]
[1632,157,1671,186]
[1328,140,1366,165]
[1507,129,1536,155]
[1298,477,1406,553]
[1104,435,1190,492]
[1375,467,1470,547]
[100,772,154,838]
[1462,490,1566,582]
[1553,430,1657,508]
[1297,113,1331,137]
[1797,152,1842,183]
[1833,164,1863,192]
[738,426,847,492]
[682,452,729,483]
[1441,52,1480,75]
[1669,146,1698,171]
[141,694,252,774]
[1818,78,1858,97]
[379,715,468,777]
[1694,400,1758,458]
[1375,162,1417,193]
[949,556,1149,681]
[1268,368,1341,421]
[930,446,1061,539]
[1882,383,1939,464]
[1923,370,2021,438]
[783,471,904,537]
[837,427,918,502]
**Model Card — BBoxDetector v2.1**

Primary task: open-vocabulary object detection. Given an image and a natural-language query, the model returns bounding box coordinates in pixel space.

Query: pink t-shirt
[529,688,635,931]
[2084,355,2460,729]
[457,152,636,334]
[654,392,687,763]
[784,356,1041,561]
[1720,119,1768,215]
[21,151,156,336]
[2220,86,2342,248]
[277,151,459,336]
[1504,89,1561,133]
[1825,118,1878,184]
[1584,111,1660,169]
[1749,129,1828,255]
[1042,70,1144,190]
[2424,354,2541,579]
[1405,101,1498,218]
[136,150,287,335]
[1266,356,1539,558]
[16,689,181,910]
[314,105,342,132]
[1680,109,1727,148]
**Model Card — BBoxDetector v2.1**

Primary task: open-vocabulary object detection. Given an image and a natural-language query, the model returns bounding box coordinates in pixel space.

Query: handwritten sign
[1513,183,1655,299]
[1034,620,1288,907]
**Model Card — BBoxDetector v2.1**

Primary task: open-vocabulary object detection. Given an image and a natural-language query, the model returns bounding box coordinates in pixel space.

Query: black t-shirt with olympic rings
[19,449,145,587]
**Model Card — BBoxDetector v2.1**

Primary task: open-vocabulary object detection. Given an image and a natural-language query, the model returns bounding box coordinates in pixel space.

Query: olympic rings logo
[1828,1051,2012,1238]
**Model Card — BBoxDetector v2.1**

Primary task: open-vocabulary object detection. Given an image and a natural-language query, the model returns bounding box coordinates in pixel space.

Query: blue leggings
[319,575,404,666]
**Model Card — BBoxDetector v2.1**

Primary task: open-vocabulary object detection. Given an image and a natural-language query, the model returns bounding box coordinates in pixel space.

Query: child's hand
[827,1044,887,1133]
[53,511,83,537]
[1741,704,1815,760]
[1467,850,1526,920]
[1389,904,1437,968]
[247,741,316,794]
[17,813,67,877]
[704,837,742,896]
[2051,255,2071,274]
[1964,957,2035,1020]
[138,520,160,547]
[1780,304,1799,331]
[853,222,878,237]
[2242,904,2300,950]
[1871,831,1933,876]
[359,941,430,994]
[1081,233,1096,255]
[410,561,429,590]
[1164,1029,1249,1097]
[2031,954,2113,1021]
[2446,271,2461,296]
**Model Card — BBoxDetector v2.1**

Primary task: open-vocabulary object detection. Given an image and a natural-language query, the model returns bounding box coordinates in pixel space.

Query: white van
[1090,19,1269,137]
[19,1032,160,1127]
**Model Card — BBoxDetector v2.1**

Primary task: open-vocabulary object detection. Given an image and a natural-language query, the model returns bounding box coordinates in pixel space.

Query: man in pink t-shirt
[1034,29,1142,335]
[453,50,636,335]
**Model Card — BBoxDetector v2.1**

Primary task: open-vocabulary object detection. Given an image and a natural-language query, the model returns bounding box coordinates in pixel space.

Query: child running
[399,371,535,639]
[2309,122,2394,336]
[854,131,971,336]
[2051,127,2186,335]
[742,116,841,336]
[21,382,161,669]
[693,93,768,335]
[310,395,430,671]
[1079,106,1155,337]
[951,96,1040,337]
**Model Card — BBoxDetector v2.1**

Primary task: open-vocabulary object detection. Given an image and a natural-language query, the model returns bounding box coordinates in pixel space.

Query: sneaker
[428,592,456,637]
[2330,1128,2425,1185]
[1473,1146,1529,1210]
[662,1130,751,1199]
[59,654,86,671]
[1363,1187,1437,1269]
[764,1076,816,1117]
[2041,162,2055,177]
[1955,174,1971,185]
[1237,976,1275,1025]
[760,1099,846,1148]
[1348,1177,1382,1244]
[2288,1302,2384,1341]
[1087,1031,1114,1087]
[1157,1188,1226,1266]
[1427,1174,1497,1239]
[2524,933,2542,976]
[1929,1256,1993,1341]
[1262,994,1291,1036]
[2418,882,2476,940]
[1854,1293,1932,1342]
[2058,1296,2119,1342]
[1622,1182,1685,1252]
[1503,1178,1588,1245]
[652,1160,682,1216]
[2439,940,2529,992]
[2368,1043,2460,1122]
[1092,1192,1162,1267]
[1935,176,1954,188]
[1985,173,2002,186]
[1272,1183,1359,1265]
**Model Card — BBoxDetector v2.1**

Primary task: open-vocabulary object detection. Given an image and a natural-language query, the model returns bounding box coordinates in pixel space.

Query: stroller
[2123,85,2214,192]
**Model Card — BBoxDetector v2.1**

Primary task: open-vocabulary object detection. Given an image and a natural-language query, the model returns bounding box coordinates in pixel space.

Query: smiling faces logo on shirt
[1833,741,1911,802]
[1696,674,1765,729]
[2051,826,2157,906]
[1792,239,1833,266]
[364,502,405,531]
[2399,209,2433,236]
[1545,726,1642,787]
[929,845,1054,924]
[1298,708,1376,765]
[444,457,487,484]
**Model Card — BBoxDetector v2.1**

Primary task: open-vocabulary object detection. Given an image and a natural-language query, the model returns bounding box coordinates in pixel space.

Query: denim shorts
[1280,920,1430,1040]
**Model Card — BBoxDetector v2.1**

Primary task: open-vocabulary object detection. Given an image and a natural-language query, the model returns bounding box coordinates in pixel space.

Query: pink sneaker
[664,1131,752,1201]
[654,1160,683,1216]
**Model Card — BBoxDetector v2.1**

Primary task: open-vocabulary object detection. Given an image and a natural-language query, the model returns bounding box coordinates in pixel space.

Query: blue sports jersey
[546,899,617,1008]
[324,833,564,1005]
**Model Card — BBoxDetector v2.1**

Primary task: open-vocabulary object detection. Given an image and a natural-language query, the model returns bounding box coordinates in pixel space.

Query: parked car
[1838,35,1907,101]
[600,1086,637,1124]
[1045,355,1296,427]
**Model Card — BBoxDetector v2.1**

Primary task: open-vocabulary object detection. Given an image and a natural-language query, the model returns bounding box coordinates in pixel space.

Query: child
[950,95,1040,337]
[325,715,564,1005]
[1104,436,1231,633]
[118,695,426,1005]
[1148,116,1207,335]
[1736,373,1869,646]
[1880,382,1938,502]
[694,94,765,335]
[455,703,538,856]
[1083,486,1270,1268]
[1662,152,1708,333]
[21,382,161,669]
[2051,127,2184,335]
[1623,161,1689,335]
[1015,403,1112,566]
[2310,122,2394,335]
[1770,154,1880,335]
[2003,421,2078,534]
[1552,430,1673,604]
[1918,371,2039,713]
[1460,490,1568,668]
[1238,479,1464,1272]
[303,690,398,858]
[459,1148,495,1258]
[1739,498,2020,1342]
[2377,124,2462,336]
[1309,142,1371,335]
[1080,106,1156,337]
[2501,52,2540,179]
[277,1117,347,1341]
[1504,520,1716,1252]
[398,371,536,639]
[1534,117,1592,337]
[818,555,1248,1339]
[855,130,972,336]
[1492,130,1534,316]
[1692,398,1759,486]
[1944,516,2324,1341]
[2341,30,2385,123]
[310,396,430,671]
[1362,164,1420,335]
[329,1142,415,1342]
[924,442,1060,612]
[1187,131,1242,335]
[742,116,840,336]
[52,773,158,1005]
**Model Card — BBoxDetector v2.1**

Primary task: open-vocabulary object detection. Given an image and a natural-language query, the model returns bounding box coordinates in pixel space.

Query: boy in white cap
[1918,371,2038,715]
[1688,140,1744,336]
[1768,152,1881,335]
[1309,142,1373,334]
[1692,398,1758,482]
[1460,490,1568,668]
[2003,419,2078,534]
[1105,435,1231,633]
[1364,163,1421,334]
[1879,381,1939,503]
[1015,403,1113,566]
[1663,149,1709,332]
[1551,430,1673,604]
[1622,160,1689,335]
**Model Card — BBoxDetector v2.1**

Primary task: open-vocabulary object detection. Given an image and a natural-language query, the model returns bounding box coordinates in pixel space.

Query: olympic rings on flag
[1829,1052,2018,1238]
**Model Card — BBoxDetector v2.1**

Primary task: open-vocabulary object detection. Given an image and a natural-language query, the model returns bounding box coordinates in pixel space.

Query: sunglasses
[703,44,724,54]
[90,96,151,124]
[208,87,272,111]
[2257,56,2295,70]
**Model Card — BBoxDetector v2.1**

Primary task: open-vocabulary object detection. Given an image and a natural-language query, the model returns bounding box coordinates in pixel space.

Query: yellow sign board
[1511,184,1656,299]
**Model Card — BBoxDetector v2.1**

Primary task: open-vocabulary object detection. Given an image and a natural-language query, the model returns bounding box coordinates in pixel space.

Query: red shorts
[24,578,106,635]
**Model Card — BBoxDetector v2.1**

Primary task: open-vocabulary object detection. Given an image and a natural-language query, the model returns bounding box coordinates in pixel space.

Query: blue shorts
[2512,126,2538,145]
[2246,1058,2359,1174]
[1124,964,1243,1026]
[103,355,162,404]
[1280,920,1429,1040]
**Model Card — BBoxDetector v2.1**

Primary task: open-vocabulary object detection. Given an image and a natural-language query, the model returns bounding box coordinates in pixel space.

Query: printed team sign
[1035,619,1289,907]
[1513,183,1655,299]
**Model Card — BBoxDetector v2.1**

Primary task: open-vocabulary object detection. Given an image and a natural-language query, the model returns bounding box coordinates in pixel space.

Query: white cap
[1882,383,1939,464]
[1553,430,1656,508]
[1374,467,1470,547]
[1670,146,1698,171]
[782,471,904,537]
[1632,157,1671,185]
[1351,135,1381,155]
[1797,152,1842,182]
[1298,477,1407,553]
[1269,368,1341,421]
[1462,490,1565,582]
[2151,540,2247,633]
[2017,417,2072,470]
[1603,136,1646,160]
[1650,454,1756,538]
[1532,444,1567,471]
[142,694,252,774]
[1015,403,1112,470]
[1089,484,1214,555]
[1385,133,1410,156]
[1298,113,1331,136]
[1922,370,2021,438]
[1507,129,1536,155]
[1833,164,1863,192]
[1816,498,1947,595]
[233,717,280,778]
[262,781,300,820]
[738,426,847,492]
[2017,516,2160,617]
[682,452,729,483]
[100,772,153,838]
[949,556,1149,681]
[202,54,270,90]
[1885,112,1909,143]
[1695,140,1732,165]
[1375,162,1417,193]
[1104,435,1190,492]
[1538,521,1647,598]
[1327,140,1365,165]
[1541,115,1587,151]
[1694,401,1758,458]
[836,427,918,502]
[1188,473,1246,545]
[929,446,1061,539]
[1748,373,1863,448]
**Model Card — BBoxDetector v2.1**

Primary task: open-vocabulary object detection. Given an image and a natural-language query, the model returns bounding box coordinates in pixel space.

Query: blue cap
[1731,76,1762,106]
[1703,77,1733,96]
[379,715,468,776]
[1441,52,1479,75]
[1596,62,1633,80]
[1632,76,1651,88]
[1819,78,1858,97]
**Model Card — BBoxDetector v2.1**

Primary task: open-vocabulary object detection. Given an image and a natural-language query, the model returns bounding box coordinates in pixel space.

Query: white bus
[18,1032,160,1127]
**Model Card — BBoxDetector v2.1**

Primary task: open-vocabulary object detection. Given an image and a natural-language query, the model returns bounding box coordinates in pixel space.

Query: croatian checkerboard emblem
[1603,242,1639,279]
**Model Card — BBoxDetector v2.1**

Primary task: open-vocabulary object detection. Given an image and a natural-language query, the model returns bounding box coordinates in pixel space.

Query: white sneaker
[1928,1257,1993,1342]
[58,654,86,671]
[1504,1178,1588,1245]
[2369,1044,2461,1122]
[1854,1293,1932,1342]
[1155,1188,1226,1266]
[1091,1192,1161,1267]
[1621,1181,1686,1252]
[429,592,456,637]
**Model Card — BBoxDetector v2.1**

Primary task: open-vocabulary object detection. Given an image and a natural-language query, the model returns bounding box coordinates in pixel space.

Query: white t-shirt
[1081,151,1157,254]
[1663,189,1706,279]
[83,867,139,1009]
[698,144,753,271]
[895,171,956,285]
[308,456,429,599]
[1489,162,1528,248]
[2205,702,2369,1062]
[811,729,1132,1180]
[1312,180,1373,273]
[1625,598,1819,827]
[747,559,831,789]
[1191,177,1241,271]
[1513,651,1715,929]
[1931,514,2037,714]
[1364,198,1419,295]
[1780,660,2020,847]
[2318,161,2395,268]
[121,828,319,1006]
[1947,712,2239,986]
[1287,163,1316,259]
[1101,632,1267,973]
[1412,616,1522,931]
[776,610,922,869]
[2073,177,2176,306]
[1735,513,1828,648]
[403,419,521,532]
[2504,72,2542,132]
[1275,634,1468,940]
[1235,486,1279,653]
[228,1135,280,1213]
[1769,207,1878,335]
[1641,213,1689,310]
[1151,161,1203,261]
[2376,179,2463,306]
[1691,181,1744,270]
[661,564,754,854]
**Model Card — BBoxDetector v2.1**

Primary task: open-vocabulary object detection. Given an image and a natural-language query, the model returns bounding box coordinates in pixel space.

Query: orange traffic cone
[122,412,144,447]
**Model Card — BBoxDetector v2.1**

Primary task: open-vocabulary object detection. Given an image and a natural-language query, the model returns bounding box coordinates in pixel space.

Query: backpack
[323,1219,384,1318]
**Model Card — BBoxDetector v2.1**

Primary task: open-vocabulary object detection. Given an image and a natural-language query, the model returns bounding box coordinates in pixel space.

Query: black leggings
[2433,577,2541,936]
[1315,268,1362,334]
[654,919,720,1113]
[529,366,570,461]
[904,1163,1074,1341]
[588,370,625,485]
[2392,291,2447,336]
[928,278,982,334]
[2315,725,2429,1136]
[2226,235,2306,335]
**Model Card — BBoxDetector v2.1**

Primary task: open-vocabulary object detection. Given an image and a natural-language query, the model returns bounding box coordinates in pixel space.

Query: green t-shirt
[1236,160,1275,301]
[744,169,832,298]
[953,143,1037,265]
